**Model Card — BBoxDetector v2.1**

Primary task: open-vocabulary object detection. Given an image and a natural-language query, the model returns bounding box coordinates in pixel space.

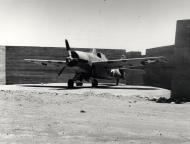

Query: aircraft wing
[24,59,66,68]
[92,56,167,69]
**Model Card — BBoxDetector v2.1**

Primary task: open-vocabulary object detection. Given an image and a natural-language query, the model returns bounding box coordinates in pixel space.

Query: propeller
[65,39,71,58]
[58,39,79,76]
[58,66,66,76]
[58,39,72,76]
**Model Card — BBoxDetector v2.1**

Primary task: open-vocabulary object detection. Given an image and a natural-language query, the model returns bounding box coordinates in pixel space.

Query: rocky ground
[0,83,189,144]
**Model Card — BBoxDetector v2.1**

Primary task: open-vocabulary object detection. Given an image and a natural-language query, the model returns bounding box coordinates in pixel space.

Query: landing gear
[67,79,74,89]
[116,78,119,86]
[92,79,98,87]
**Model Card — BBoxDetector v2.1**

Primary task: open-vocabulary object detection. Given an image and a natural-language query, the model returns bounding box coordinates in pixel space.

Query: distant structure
[126,51,142,58]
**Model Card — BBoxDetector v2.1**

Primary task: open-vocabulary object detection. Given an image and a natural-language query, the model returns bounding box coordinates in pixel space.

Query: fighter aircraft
[25,39,167,88]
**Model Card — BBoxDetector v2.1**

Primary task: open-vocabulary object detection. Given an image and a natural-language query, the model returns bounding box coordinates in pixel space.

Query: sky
[0,0,190,54]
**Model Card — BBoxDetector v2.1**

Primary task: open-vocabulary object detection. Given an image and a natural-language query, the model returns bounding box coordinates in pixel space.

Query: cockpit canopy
[97,53,102,58]
[96,52,107,61]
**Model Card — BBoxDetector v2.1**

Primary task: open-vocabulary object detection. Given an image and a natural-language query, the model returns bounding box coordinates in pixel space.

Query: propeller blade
[65,39,70,51]
[58,66,66,76]
[65,39,72,57]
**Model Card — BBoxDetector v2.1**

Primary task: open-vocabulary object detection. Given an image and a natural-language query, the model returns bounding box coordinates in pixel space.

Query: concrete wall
[144,46,174,89]
[146,45,175,65]
[5,46,126,84]
[6,46,68,84]
[125,47,174,89]
[143,63,173,89]
[126,70,144,85]
[172,20,190,101]
[0,46,6,84]
[126,51,142,58]
[125,51,144,85]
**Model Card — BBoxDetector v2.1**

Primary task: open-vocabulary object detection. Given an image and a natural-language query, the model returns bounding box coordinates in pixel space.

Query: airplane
[25,39,167,88]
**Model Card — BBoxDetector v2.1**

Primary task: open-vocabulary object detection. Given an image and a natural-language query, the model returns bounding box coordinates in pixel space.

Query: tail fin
[91,48,96,54]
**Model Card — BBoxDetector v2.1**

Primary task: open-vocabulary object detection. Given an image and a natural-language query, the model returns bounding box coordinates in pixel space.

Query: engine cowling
[66,51,79,66]
[66,57,78,66]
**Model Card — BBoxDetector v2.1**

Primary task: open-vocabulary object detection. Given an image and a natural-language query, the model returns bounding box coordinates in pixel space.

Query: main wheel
[92,79,98,87]
[68,79,74,89]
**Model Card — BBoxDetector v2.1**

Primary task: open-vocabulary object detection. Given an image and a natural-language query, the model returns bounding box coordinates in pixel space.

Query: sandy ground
[0,83,189,144]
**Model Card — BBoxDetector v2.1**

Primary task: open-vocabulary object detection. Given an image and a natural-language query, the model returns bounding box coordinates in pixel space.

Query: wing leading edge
[24,59,66,68]
[92,56,167,69]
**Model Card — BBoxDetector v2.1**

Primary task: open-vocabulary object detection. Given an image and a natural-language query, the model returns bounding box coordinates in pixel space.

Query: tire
[68,79,74,89]
[92,79,98,87]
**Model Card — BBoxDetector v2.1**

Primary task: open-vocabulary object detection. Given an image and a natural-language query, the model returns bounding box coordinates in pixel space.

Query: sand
[0,83,189,144]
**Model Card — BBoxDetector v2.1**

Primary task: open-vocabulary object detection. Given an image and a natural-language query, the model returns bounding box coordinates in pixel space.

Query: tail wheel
[68,79,74,89]
[92,79,98,87]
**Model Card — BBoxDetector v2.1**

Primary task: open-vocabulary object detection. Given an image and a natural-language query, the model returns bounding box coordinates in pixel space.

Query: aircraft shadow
[21,83,159,90]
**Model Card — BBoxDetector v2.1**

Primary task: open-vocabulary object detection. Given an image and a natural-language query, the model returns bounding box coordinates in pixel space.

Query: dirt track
[0,83,189,144]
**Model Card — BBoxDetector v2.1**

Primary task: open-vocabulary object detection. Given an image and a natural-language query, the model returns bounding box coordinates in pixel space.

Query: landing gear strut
[116,78,119,86]
[92,79,98,87]
[67,79,74,89]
